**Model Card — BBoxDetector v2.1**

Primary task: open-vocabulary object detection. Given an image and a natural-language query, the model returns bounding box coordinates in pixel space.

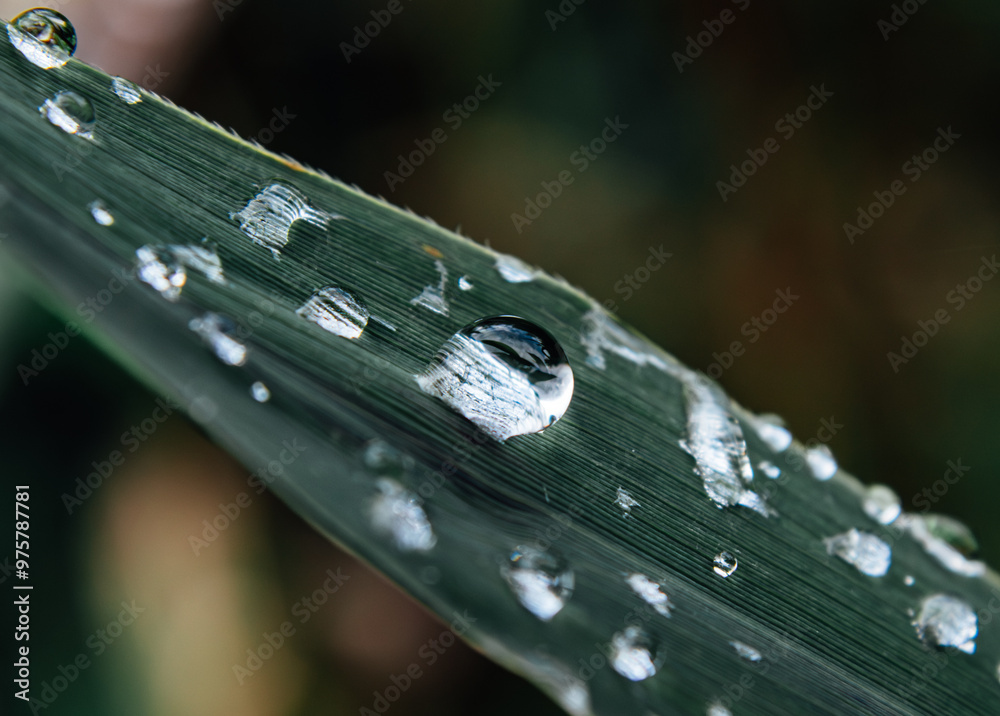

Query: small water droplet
[458,275,473,291]
[713,551,738,578]
[614,487,640,518]
[757,460,781,479]
[626,573,672,617]
[230,182,335,259]
[824,529,891,577]
[8,8,76,69]
[898,513,985,577]
[609,626,658,681]
[501,546,574,621]
[805,444,837,480]
[914,594,977,653]
[415,316,574,442]
[250,381,270,402]
[111,76,142,104]
[751,413,792,452]
[729,640,762,662]
[495,254,538,283]
[409,259,449,316]
[88,200,114,226]
[188,313,247,366]
[862,484,901,525]
[296,286,368,339]
[707,703,733,716]
[904,575,915,586]
[136,244,225,301]
[370,478,436,552]
[39,90,95,139]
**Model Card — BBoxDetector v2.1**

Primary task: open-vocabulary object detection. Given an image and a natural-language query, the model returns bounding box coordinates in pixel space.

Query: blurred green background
[2,1,999,714]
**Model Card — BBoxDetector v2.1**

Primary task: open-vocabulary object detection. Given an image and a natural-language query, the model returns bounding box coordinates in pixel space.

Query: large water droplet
[409,259,449,316]
[230,182,334,259]
[751,412,792,452]
[296,286,368,339]
[39,91,95,139]
[370,478,436,552]
[713,551,738,578]
[898,514,985,577]
[250,381,270,402]
[729,640,762,663]
[824,529,891,577]
[914,594,977,653]
[88,200,114,226]
[495,254,538,283]
[111,76,142,104]
[8,8,76,69]
[805,444,837,480]
[136,244,225,302]
[609,626,658,681]
[862,484,901,525]
[501,546,574,621]
[614,487,640,518]
[188,313,247,366]
[415,316,574,442]
[626,573,672,617]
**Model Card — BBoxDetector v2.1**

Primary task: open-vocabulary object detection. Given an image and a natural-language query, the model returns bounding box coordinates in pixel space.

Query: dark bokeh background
[2,1,999,714]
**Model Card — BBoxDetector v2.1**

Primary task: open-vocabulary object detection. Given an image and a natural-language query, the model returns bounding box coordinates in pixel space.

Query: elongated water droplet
[914,594,977,653]
[921,513,978,556]
[250,381,270,402]
[111,76,142,104]
[713,551,737,578]
[230,182,334,259]
[8,8,76,69]
[409,259,449,316]
[626,573,672,617]
[415,316,574,441]
[898,514,985,577]
[862,484,901,525]
[189,313,247,366]
[824,529,891,577]
[495,254,537,283]
[614,487,640,518]
[805,444,837,480]
[136,244,225,302]
[370,478,436,552]
[609,626,658,681]
[501,546,574,621]
[39,90,95,139]
[296,286,368,339]
[458,275,473,291]
[730,641,762,662]
[757,460,780,479]
[751,413,792,452]
[88,200,114,226]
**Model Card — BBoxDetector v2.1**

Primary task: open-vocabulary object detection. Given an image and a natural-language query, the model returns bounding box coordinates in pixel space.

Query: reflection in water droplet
[88,200,114,226]
[614,487,640,518]
[609,626,657,681]
[230,183,334,259]
[757,460,781,479]
[136,244,225,302]
[415,316,574,441]
[914,594,977,653]
[751,413,792,452]
[626,573,672,617]
[458,276,473,291]
[370,478,436,552]
[862,484,901,525]
[495,254,538,283]
[805,444,837,480]
[897,514,985,577]
[111,76,142,104]
[8,8,76,69]
[409,259,449,315]
[188,313,247,366]
[296,286,368,339]
[707,702,733,716]
[824,529,891,577]
[713,551,738,578]
[729,640,762,662]
[501,546,573,621]
[250,381,270,402]
[39,91,95,139]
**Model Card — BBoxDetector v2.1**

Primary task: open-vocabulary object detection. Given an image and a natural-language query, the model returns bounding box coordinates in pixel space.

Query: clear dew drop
[136,243,225,302]
[913,594,977,653]
[729,640,762,663]
[230,182,334,259]
[8,8,76,69]
[369,478,436,552]
[862,484,901,525]
[614,487,640,518]
[626,573,672,617]
[751,413,792,452]
[495,254,538,283]
[458,275,474,291]
[409,259,449,316]
[707,702,733,716]
[415,316,574,442]
[250,381,270,402]
[88,200,114,226]
[805,443,838,480]
[713,551,738,578]
[757,460,781,479]
[296,286,368,339]
[823,528,892,577]
[188,313,247,366]
[39,90,95,139]
[897,513,985,577]
[609,626,658,681]
[111,76,142,104]
[501,546,574,622]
